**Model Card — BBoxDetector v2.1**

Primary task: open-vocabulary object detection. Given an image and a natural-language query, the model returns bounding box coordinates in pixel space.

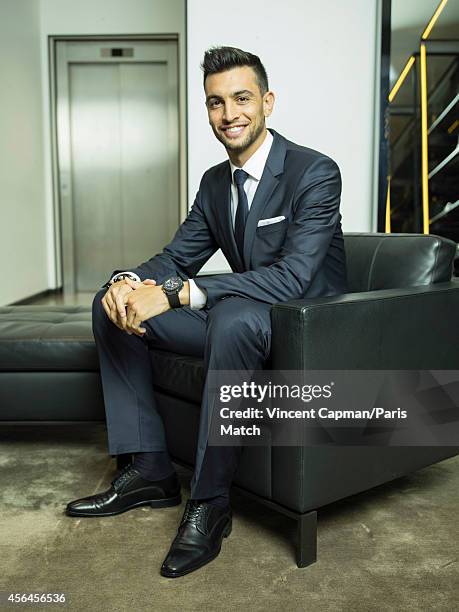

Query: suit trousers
[92,291,272,499]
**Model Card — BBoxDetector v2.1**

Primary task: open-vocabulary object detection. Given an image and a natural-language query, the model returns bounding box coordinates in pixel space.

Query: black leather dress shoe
[160,500,232,578]
[65,465,181,517]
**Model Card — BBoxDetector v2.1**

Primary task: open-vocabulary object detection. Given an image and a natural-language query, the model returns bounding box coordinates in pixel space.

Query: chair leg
[296,510,317,568]
[115,453,133,470]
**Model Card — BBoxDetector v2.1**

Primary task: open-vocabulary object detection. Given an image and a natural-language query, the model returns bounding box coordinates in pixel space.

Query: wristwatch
[162,276,184,309]
[103,271,141,289]
[111,272,140,284]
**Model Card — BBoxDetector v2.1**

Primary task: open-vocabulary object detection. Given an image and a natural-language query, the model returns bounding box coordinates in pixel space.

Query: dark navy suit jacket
[129,129,348,307]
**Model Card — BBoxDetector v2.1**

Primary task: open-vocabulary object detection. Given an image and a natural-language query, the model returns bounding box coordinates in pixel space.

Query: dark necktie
[234,169,249,259]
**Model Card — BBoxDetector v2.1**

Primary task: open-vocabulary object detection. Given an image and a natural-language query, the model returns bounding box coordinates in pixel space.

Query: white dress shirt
[188,129,274,309]
[113,130,274,310]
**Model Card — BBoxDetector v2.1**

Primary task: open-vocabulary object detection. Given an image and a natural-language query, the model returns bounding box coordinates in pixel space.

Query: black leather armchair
[1,233,458,567]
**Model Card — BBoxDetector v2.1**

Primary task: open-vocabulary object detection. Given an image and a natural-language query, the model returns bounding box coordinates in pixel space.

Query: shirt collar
[229,129,274,183]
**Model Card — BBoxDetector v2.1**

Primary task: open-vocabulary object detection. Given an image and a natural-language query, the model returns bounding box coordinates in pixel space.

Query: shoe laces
[182,500,208,531]
[111,464,138,492]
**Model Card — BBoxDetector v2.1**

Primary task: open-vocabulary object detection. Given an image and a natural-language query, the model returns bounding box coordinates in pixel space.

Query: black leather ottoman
[0,303,272,507]
[0,306,105,421]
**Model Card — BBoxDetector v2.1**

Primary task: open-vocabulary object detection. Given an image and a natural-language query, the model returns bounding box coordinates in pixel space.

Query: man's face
[204,66,274,158]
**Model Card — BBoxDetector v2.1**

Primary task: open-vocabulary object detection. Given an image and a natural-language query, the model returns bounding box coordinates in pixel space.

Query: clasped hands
[101,278,169,336]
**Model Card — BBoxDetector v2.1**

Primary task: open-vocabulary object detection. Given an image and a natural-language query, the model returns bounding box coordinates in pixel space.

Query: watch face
[113,274,129,283]
[163,276,182,292]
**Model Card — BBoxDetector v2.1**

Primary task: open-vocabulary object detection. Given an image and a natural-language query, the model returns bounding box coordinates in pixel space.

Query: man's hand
[124,279,170,335]
[101,278,156,332]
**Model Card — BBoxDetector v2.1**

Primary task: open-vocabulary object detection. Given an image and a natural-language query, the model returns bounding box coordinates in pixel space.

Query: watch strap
[103,271,141,289]
[166,291,181,309]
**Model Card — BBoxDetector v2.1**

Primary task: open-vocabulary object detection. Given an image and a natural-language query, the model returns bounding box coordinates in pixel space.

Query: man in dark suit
[66,46,347,577]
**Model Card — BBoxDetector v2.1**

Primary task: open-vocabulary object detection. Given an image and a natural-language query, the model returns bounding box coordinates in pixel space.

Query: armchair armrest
[268,282,459,513]
[271,282,459,370]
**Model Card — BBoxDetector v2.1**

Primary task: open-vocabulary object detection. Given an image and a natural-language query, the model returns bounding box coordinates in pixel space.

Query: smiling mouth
[221,125,248,138]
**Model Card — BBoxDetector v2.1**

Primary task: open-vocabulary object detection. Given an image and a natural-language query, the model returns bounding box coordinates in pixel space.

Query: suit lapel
[242,130,287,268]
[242,170,279,268]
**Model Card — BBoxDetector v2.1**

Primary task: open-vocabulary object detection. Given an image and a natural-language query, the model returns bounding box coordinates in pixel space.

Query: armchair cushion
[344,233,456,292]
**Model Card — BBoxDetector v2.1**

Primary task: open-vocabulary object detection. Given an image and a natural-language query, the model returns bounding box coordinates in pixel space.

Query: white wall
[39,0,186,288]
[0,0,48,305]
[187,0,381,272]
[1,0,380,299]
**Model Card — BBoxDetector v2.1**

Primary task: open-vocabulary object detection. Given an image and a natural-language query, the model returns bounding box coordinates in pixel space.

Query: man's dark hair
[202,46,269,95]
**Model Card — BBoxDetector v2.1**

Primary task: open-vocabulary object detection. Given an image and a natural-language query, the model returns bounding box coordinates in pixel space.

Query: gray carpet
[0,424,458,612]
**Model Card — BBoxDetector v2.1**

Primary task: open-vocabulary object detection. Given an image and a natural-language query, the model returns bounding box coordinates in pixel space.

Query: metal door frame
[49,34,182,293]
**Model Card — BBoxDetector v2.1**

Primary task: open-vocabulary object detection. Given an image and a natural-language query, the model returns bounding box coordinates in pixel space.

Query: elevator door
[55,40,179,292]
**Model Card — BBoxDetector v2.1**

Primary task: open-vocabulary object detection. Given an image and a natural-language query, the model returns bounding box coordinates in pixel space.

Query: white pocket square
[257,215,286,227]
